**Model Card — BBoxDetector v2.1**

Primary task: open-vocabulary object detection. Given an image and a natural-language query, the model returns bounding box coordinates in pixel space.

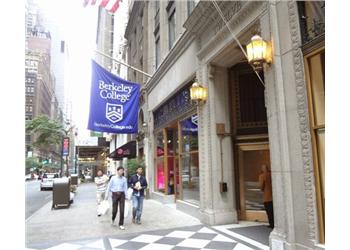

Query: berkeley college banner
[88,60,140,134]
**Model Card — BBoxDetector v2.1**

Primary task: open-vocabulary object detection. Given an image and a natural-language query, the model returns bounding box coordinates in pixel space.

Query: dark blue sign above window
[154,84,195,129]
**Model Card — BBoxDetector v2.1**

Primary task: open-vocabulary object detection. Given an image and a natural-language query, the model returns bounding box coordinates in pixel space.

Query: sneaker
[111,220,115,226]
[136,220,141,225]
[119,225,125,230]
[132,218,136,224]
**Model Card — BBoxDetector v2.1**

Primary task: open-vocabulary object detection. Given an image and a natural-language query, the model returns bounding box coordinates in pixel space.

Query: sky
[35,0,98,140]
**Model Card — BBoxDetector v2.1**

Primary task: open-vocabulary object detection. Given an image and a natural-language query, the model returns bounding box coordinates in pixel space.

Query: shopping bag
[97,200,109,215]
[127,188,133,200]
[124,200,131,218]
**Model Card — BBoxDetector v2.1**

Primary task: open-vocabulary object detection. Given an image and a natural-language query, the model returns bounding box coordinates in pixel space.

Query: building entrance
[229,62,271,223]
[238,143,270,222]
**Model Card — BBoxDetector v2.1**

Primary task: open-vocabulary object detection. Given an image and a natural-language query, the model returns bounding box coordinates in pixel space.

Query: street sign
[62,137,70,156]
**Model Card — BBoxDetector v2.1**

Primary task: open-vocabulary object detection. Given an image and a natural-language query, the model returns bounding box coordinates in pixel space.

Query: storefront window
[156,131,165,193]
[167,128,178,194]
[181,115,198,152]
[154,114,199,203]
[181,153,199,205]
[180,115,199,205]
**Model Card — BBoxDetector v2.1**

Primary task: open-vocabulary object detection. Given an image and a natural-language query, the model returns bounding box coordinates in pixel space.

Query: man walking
[129,167,148,224]
[94,169,109,216]
[105,166,128,230]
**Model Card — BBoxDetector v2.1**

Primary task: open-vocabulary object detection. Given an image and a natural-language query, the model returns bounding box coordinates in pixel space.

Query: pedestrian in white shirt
[94,169,109,216]
[105,166,128,230]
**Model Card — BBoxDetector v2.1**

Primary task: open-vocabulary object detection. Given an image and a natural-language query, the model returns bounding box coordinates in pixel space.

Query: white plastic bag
[97,200,109,215]
[127,188,133,200]
[124,200,132,218]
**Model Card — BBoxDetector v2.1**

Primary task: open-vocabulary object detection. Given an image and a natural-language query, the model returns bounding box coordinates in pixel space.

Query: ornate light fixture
[190,79,207,104]
[246,34,272,71]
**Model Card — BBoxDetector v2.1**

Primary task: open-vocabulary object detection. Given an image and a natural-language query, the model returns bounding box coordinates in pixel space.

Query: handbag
[97,200,109,215]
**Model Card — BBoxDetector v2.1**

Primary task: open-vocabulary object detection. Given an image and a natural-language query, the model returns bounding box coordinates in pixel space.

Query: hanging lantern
[190,80,207,104]
[246,34,272,71]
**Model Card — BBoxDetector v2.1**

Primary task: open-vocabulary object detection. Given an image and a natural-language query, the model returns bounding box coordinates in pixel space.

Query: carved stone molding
[197,1,267,61]
[287,1,317,241]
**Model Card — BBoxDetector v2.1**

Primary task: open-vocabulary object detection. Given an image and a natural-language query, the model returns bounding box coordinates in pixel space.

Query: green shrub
[126,158,146,180]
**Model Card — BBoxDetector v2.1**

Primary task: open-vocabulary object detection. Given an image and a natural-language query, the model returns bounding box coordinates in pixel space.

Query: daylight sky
[35,0,99,140]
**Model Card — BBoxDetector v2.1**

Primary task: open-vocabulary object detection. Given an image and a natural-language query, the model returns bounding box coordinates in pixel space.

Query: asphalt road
[25,180,52,219]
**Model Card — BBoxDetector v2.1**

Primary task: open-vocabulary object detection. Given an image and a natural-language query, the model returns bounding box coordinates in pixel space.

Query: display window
[154,114,200,205]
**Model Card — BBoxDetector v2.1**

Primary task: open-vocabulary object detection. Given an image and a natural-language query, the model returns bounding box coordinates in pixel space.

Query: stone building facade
[124,1,325,249]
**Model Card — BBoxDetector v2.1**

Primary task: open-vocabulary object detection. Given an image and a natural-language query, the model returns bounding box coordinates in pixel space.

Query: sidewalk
[26,182,201,247]
[26,182,271,250]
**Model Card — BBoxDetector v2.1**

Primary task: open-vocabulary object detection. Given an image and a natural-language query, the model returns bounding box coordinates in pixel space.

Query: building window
[26,106,29,112]
[60,41,65,53]
[305,48,325,243]
[298,1,325,45]
[154,1,160,31]
[29,106,33,112]
[180,115,199,205]
[167,2,176,50]
[155,37,160,69]
[155,131,165,193]
[154,114,199,204]
[155,0,160,13]
[31,87,34,93]
[187,0,198,17]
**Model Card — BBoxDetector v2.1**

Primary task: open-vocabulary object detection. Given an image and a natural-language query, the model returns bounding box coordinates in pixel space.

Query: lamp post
[246,34,272,71]
[190,79,208,105]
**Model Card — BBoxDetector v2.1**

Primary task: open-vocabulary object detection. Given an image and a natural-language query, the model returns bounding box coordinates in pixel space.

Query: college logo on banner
[106,103,123,123]
[88,60,140,134]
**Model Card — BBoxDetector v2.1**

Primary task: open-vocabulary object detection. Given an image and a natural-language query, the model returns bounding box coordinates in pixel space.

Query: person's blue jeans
[132,195,144,221]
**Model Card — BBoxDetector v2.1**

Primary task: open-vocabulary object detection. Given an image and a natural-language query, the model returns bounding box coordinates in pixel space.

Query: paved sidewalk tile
[27,225,266,250]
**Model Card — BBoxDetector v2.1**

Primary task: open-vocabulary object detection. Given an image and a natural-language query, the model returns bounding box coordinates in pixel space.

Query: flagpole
[95,50,153,78]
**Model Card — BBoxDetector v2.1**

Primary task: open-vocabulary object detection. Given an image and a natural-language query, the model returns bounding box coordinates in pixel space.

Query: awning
[108,140,136,160]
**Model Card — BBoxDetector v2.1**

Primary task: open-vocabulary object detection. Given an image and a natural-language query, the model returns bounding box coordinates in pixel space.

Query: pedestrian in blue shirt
[129,167,148,224]
[105,166,128,230]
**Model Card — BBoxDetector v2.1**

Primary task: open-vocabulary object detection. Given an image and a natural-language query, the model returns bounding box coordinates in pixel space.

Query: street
[25,180,51,219]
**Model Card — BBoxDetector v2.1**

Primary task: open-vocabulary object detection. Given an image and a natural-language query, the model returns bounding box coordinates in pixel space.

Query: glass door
[238,143,270,222]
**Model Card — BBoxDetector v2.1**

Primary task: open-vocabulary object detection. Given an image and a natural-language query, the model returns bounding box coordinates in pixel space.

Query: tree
[26,115,66,162]
[25,157,42,173]
[126,158,146,179]
[26,115,65,148]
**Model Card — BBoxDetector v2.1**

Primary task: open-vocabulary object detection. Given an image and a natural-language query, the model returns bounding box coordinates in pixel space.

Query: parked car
[40,173,59,190]
[25,173,38,181]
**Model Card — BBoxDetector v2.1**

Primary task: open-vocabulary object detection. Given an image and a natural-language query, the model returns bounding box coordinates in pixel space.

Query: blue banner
[88,60,140,134]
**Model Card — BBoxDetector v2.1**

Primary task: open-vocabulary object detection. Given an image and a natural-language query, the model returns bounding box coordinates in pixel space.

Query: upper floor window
[60,41,65,53]
[298,1,325,45]
[187,0,199,17]
[167,1,176,49]
[155,37,160,69]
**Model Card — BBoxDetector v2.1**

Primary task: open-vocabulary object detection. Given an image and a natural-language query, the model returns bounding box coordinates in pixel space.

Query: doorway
[229,62,270,222]
[238,143,270,222]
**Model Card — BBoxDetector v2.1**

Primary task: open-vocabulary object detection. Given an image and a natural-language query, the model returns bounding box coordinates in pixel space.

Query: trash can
[52,178,71,209]
[70,174,78,186]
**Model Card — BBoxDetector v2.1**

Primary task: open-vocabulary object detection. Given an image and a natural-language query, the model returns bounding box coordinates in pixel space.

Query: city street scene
[25,1,325,250]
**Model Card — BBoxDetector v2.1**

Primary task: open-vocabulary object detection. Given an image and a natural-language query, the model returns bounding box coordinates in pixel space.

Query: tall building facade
[124,1,325,249]
[25,0,63,166]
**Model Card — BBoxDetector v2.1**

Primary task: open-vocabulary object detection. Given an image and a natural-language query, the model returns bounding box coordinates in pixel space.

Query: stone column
[197,63,237,225]
[261,1,319,249]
